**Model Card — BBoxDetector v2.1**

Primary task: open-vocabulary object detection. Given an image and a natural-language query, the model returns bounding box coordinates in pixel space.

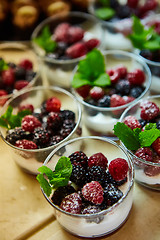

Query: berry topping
[152,138,160,156]
[87,166,107,186]
[19,104,34,113]
[19,59,33,70]
[70,165,87,187]
[15,139,38,149]
[54,23,70,42]
[130,86,144,98]
[89,86,104,100]
[85,38,100,51]
[127,0,139,8]
[144,165,160,177]
[2,68,15,86]
[123,115,141,129]
[115,79,131,95]
[82,181,104,205]
[33,127,50,148]
[106,69,120,84]
[69,151,88,168]
[110,94,126,107]
[116,65,127,78]
[51,185,75,206]
[127,69,145,85]
[81,205,101,214]
[60,192,82,214]
[102,183,123,207]
[6,127,32,145]
[88,152,108,169]
[123,96,135,104]
[135,147,153,162]
[47,112,63,130]
[98,95,110,107]
[67,26,84,44]
[45,97,61,112]
[66,42,87,59]
[108,158,129,181]
[21,115,42,132]
[140,101,160,120]
[14,80,29,90]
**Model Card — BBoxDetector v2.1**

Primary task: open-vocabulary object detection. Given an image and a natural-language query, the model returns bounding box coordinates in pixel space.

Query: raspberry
[47,112,63,130]
[51,185,75,206]
[106,69,120,84]
[115,79,131,96]
[19,59,33,70]
[2,68,15,86]
[82,181,104,205]
[88,152,108,169]
[139,0,158,15]
[89,86,104,100]
[19,104,34,113]
[110,94,126,107]
[15,139,38,149]
[66,42,88,59]
[108,158,129,181]
[127,0,139,8]
[45,97,61,112]
[127,69,145,85]
[85,38,100,51]
[102,183,123,207]
[0,89,8,106]
[152,138,160,156]
[87,166,108,185]
[60,192,82,214]
[123,115,141,129]
[68,151,88,168]
[123,96,135,104]
[70,165,87,187]
[140,101,160,120]
[54,23,70,42]
[135,147,153,162]
[81,205,101,214]
[14,80,29,90]
[116,65,127,78]
[76,84,91,98]
[67,26,84,44]
[33,127,50,148]
[21,115,42,132]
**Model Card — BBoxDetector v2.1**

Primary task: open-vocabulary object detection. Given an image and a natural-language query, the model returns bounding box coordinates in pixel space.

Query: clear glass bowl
[42,136,134,238]
[31,11,105,89]
[71,50,151,139]
[119,95,160,190]
[0,86,82,175]
[0,42,41,107]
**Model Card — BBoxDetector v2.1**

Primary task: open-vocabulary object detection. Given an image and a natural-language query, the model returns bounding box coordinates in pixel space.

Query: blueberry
[98,95,110,107]
[130,86,144,98]
[115,80,131,96]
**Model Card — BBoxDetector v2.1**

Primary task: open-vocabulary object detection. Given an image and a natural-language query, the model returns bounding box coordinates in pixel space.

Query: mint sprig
[36,156,72,197]
[72,49,111,89]
[0,106,31,129]
[0,59,9,71]
[33,25,57,53]
[95,7,115,20]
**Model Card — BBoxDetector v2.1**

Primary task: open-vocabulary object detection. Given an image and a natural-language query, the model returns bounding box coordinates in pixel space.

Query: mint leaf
[93,73,111,87]
[95,7,115,20]
[132,15,144,35]
[144,123,157,130]
[0,59,9,71]
[37,166,55,181]
[113,122,140,150]
[139,129,160,147]
[36,173,52,197]
[143,40,160,51]
[50,177,69,189]
[55,156,72,178]
[72,73,91,88]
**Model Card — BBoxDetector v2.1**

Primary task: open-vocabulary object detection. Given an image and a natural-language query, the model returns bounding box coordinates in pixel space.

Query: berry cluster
[76,66,145,109]
[5,97,81,149]
[51,151,129,214]
[46,22,100,60]
[123,100,160,176]
[0,58,36,106]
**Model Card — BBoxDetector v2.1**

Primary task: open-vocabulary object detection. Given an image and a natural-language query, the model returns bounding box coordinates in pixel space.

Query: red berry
[88,152,108,169]
[116,65,128,78]
[19,59,33,70]
[123,115,141,129]
[14,80,29,90]
[19,104,34,113]
[109,158,129,181]
[89,86,104,100]
[46,97,61,112]
[60,192,82,214]
[66,42,88,59]
[21,115,42,132]
[144,165,160,177]
[127,69,145,85]
[106,69,120,84]
[2,68,15,86]
[76,84,91,98]
[67,26,84,44]
[110,94,126,107]
[140,101,159,120]
[127,0,139,8]
[152,138,160,156]
[154,20,160,34]
[123,96,135,104]
[0,90,8,106]
[139,0,158,15]
[135,147,153,162]
[54,23,70,42]
[82,181,104,205]
[85,38,100,51]
[15,139,38,149]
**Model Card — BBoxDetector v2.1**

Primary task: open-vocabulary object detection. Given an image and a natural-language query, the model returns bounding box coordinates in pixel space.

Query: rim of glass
[71,49,152,111]
[119,94,160,166]
[0,85,82,153]
[42,136,134,218]
[31,11,104,64]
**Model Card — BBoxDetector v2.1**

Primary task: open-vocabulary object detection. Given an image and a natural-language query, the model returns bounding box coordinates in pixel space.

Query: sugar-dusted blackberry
[98,95,110,107]
[62,119,75,129]
[6,127,32,145]
[68,151,88,168]
[115,80,131,96]
[87,166,107,185]
[49,135,64,146]
[70,165,87,187]
[59,128,73,138]
[60,110,75,121]
[138,119,148,128]
[130,86,144,98]
[51,185,75,206]
[33,127,50,148]
[103,183,123,207]
[47,112,63,130]
[103,171,127,187]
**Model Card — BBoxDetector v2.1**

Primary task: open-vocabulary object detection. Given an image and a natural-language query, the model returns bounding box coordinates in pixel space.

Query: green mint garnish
[0,59,9,71]
[0,106,31,129]
[139,129,160,147]
[128,16,160,51]
[36,156,72,197]
[33,25,57,53]
[95,7,115,20]
[72,49,111,89]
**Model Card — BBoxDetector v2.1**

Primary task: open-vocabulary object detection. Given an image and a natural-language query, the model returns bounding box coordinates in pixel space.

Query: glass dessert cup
[0,42,41,108]
[31,11,104,89]
[41,136,134,238]
[119,95,160,191]
[0,86,82,175]
[71,50,151,139]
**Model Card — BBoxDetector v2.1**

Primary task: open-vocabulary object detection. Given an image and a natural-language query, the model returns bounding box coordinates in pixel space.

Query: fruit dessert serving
[31,12,104,88]
[71,49,151,138]
[37,136,134,237]
[114,96,160,190]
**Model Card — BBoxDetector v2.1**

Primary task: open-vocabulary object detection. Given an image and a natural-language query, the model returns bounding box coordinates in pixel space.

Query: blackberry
[60,110,75,121]
[14,66,26,80]
[59,128,72,138]
[6,127,32,145]
[49,135,64,146]
[115,80,130,96]
[47,112,63,130]
[103,171,127,187]
[130,86,144,98]
[70,165,87,187]
[51,185,75,206]
[116,5,131,19]
[138,119,148,128]
[98,95,110,107]
[110,0,120,9]
[103,183,123,207]
[140,49,153,61]
[68,151,88,168]
[87,166,107,185]
[33,127,50,148]
[62,119,75,129]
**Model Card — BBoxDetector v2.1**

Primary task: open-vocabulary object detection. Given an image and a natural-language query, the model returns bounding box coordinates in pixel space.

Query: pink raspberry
[116,65,127,78]
[82,181,104,205]
[108,158,129,181]
[85,38,100,51]
[76,84,91,98]
[46,97,61,112]
[140,101,159,120]
[2,68,15,86]
[88,152,108,169]
[15,139,38,149]
[66,42,88,59]
[19,59,33,70]
[21,115,42,132]
[60,193,82,214]
[152,138,160,156]
[19,104,34,113]
[67,26,84,44]
[123,96,135,104]
[135,147,153,162]
[127,69,145,85]
[106,69,120,84]
[14,80,29,90]
[127,0,139,8]
[110,94,126,107]
[54,23,70,42]
[89,86,104,100]
[123,115,141,129]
